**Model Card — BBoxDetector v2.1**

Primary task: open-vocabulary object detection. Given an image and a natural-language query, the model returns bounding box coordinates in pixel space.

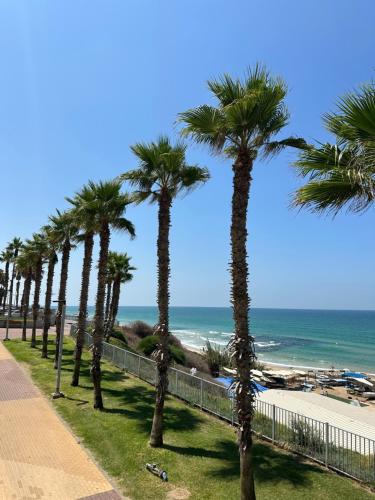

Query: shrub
[170,345,186,365]
[138,336,186,365]
[203,341,231,377]
[291,418,325,453]
[138,335,159,356]
[111,328,128,345]
[129,320,154,338]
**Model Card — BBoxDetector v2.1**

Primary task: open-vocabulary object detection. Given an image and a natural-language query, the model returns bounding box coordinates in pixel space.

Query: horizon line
[67,305,375,313]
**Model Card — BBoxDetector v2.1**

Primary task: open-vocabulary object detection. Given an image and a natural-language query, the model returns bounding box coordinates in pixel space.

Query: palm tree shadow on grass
[215,440,320,487]
[102,384,204,434]
[164,439,322,487]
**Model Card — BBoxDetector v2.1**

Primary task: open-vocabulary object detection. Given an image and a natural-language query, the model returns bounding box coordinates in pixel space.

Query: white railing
[70,325,375,484]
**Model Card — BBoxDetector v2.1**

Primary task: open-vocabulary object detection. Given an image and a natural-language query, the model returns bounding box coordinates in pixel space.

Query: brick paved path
[0,333,122,499]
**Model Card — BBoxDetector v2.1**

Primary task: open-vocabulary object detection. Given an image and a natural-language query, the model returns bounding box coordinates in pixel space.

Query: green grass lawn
[6,338,374,500]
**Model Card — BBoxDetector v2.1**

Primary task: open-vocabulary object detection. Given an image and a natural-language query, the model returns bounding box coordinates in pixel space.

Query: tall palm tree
[24,234,48,348]
[40,225,59,358]
[88,180,135,409]
[6,237,23,317]
[0,249,13,314]
[121,137,209,446]
[179,66,306,500]
[294,83,375,213]
[104,251,135,341]
[48,210,78,368]
[66,184,99,387]
[16,251,34,340]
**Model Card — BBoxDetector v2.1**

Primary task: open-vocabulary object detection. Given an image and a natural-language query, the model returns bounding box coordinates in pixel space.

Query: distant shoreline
[181,341,374,376]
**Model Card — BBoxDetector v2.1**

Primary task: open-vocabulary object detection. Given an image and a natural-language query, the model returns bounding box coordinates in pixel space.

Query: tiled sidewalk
[0,336,122,499]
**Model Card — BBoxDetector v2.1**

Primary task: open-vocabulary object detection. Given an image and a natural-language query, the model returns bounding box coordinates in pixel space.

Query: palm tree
[104,251,135,341]
[294,83,375,213]
[0,249,13,314]
[66,184,99,387]
[6,237,23,317]
[24,234,48,348]
[40,225,59,358]
[16,251,34,340]
[48,210,78,368]
[179,65,306,500]
[88,180,135,409]
[121,137,209,446]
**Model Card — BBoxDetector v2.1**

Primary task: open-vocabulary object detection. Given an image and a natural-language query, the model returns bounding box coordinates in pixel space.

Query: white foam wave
[171,329,200,337]
[255,341,281,348]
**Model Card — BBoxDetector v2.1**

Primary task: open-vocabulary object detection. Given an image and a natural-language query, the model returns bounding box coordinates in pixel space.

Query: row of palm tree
[0,66,373,500]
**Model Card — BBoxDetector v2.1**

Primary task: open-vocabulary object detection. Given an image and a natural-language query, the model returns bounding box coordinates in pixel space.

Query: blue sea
[66,306,375,373]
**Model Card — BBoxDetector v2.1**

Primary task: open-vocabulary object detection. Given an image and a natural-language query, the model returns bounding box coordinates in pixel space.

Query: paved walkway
[0,334,122,499]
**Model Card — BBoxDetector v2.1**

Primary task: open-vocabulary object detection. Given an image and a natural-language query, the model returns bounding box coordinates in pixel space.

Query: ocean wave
[171,329,200,337]
[255,341,281,348]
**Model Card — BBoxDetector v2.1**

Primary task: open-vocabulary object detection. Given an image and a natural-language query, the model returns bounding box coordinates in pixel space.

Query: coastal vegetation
[0,68,373,499]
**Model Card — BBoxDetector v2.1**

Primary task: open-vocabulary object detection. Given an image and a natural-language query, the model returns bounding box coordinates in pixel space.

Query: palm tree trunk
[31,259,43,348]
[15,278,21,309]
[91,223,110,409]
[54,239,71,368]
[41,253,57,358]
[20,280,25,317]
[103,280,112,340]
[230,152,256,500]
[150,191,171,447]
[2,261,9,314]
[22,271,32,340]
[72,232,94,386]
[105,281,112,322]
[8,262,16,318]
[105,277,120,341]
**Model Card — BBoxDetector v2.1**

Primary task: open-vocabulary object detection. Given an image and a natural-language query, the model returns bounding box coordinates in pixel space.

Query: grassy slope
[6,338,373,500]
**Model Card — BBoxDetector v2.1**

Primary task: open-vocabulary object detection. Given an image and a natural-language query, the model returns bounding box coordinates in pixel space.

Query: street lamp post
[52,300,66,399]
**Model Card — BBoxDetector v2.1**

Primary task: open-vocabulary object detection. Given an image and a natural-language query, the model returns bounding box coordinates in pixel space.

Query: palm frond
[263,137,310,158]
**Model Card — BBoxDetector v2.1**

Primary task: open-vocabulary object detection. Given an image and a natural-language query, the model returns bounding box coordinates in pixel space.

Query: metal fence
[70,326,375,484]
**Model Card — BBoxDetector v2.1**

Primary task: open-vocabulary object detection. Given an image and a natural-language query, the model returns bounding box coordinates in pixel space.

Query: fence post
[176,370,178,393]
[325,422,329,466]
[138,356,141,377]
[112,346,115,363]
[272,404,276,442]
[200,378,203,408]
[124,349,127,371]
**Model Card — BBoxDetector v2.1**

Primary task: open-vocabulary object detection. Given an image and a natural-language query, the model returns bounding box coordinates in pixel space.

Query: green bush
[203,341,231,377]
[291,418,325,454]
[138,335,159,356]
[129,320,154,338]
[111,328,128,345]
[138,335,186,365]
[170,345,186,365]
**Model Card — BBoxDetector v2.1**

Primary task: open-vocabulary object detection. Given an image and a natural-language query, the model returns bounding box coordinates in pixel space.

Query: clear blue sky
[0,1,373,310]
